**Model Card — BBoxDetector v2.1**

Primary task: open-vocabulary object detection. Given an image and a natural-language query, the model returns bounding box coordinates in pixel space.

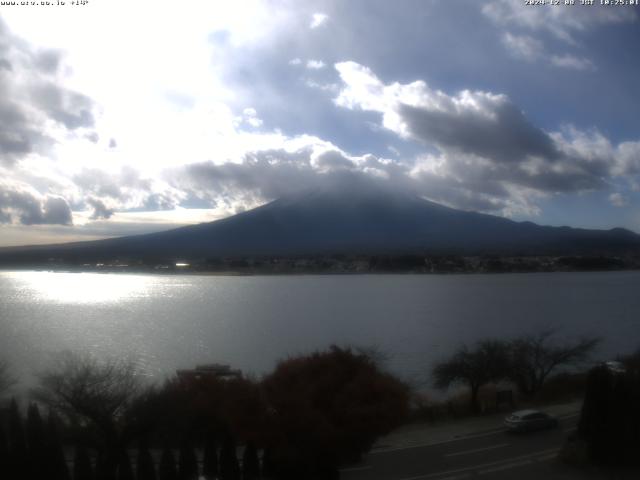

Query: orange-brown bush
[261,345,410,477]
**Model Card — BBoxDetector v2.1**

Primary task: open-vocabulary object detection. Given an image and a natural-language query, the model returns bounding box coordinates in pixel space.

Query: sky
[0,0,639,246]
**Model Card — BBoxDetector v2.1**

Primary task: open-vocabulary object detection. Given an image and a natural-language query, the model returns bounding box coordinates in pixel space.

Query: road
[341,414,580,480]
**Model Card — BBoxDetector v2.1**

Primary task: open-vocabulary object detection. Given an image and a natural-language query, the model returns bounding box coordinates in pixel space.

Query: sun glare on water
[10,271,154,304]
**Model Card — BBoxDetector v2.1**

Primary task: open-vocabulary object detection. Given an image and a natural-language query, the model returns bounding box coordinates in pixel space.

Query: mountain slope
[1,186,639,263]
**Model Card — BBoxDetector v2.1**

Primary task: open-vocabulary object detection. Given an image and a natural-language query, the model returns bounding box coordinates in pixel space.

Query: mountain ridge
[1,186,639,264]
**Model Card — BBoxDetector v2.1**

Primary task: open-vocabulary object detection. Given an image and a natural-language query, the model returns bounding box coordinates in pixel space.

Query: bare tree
[433,340,510,413]
[32,351,142,454]
[0,359,16,398]
[508,330,600,398]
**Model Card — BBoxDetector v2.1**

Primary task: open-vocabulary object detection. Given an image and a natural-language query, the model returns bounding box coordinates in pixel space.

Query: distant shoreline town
[7,254,640,275]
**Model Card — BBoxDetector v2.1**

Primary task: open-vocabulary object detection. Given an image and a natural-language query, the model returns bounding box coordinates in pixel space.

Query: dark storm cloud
[398,101,558,164]
[313,149,355,171]
[178,148,326,201]
[334,61,636,206]
[173,145,541,216]
[86,197,114,220]
[172,146,419,207]
[0,183,73,225]
[0,18,97,166]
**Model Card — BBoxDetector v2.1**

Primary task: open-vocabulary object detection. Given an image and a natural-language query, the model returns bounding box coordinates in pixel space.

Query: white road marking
[477,459,532,474]
[396,448,559,480]
[339,465,372,472]
[437,474,471,480]
[372,412,580,455]
[370,429,507,454]
[559,413,580,419]
[445,443,509,457]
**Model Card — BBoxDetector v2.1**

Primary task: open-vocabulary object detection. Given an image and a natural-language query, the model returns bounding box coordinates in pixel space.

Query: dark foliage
[96,449,117,480]
[136,440,157,480]
[219,434,240,480]
[159,447,178,480]
[262,345,409,476]
[47,412,71,480]
[261,446,276,479]
[73,446,95,480]
[33,352,142,463]
[136,372,265,446]
[178,441,199,480]
[508,330,600,398]
[202,435,219,479]
[27,403,47,479]
[8,399,28,478]
[242,441,260,480]
[578,365,640,465]
[0,424,9,477]
[433,340,510,413]
[116,451,135,480]
[620,347,640,372]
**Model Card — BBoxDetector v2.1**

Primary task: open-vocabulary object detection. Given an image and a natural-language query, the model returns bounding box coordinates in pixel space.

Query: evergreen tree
[219,434,240,480]
[136,439,157,480]
[8,399,28,479]
[73,445,94,480]
[578,365,640,465]
[202,435,218,480]
[260,446,274,480]
[116,450,134,480]
[0,424,10,478]
[241,442,260,480]
[46,412,71,480]
[95,449,117,480]
[158,447,178,480]
[26,403,47,479]
[178,440,198,480]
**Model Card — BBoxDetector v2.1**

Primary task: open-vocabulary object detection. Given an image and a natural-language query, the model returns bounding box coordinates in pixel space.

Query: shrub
[262,345,409,476]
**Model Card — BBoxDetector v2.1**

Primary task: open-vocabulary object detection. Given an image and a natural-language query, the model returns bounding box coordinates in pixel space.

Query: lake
[1,270,639,391]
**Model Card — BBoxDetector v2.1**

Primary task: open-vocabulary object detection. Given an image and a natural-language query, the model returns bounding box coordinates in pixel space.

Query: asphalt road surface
[341,415,581,480]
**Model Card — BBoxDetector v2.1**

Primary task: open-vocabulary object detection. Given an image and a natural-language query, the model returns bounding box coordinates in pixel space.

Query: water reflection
[8,271,153,304]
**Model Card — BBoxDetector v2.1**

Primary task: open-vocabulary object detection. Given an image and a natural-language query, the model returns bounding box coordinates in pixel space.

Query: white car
[504,409,559,432]
[604,360,626,374]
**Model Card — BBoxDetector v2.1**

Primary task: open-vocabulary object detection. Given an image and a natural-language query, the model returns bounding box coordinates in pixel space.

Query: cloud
[333,61,640,213]
[485,1,636,70]
[609,192,627,208]
[241,107,263,127]
[73,166,183,215]
[335,61,558,164]
[0,181,73,225]
[501,33,595,70]
[501,33,543,62]
[0,19,97,166]
[482,0,636,44]
[87,197,115,220]
[306,59,326,70]
[550,54,595,71]
[310,13,329,29]
[170,140,414,209]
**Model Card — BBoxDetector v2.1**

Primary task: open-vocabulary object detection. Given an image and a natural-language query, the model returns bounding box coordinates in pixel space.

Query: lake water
[1,270,639,390]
